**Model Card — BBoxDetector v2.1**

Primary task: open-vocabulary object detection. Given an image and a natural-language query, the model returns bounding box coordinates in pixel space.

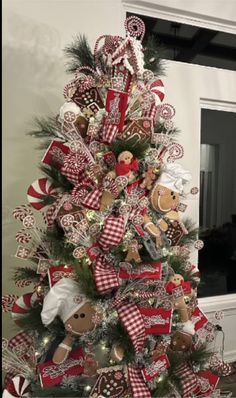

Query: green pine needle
[18,305,47,334]
[74,263,101,301]
[39,164,73,192]
[188,344,213,367]
[12,266,39,283]
[168,254,198,288]
[155,121,180,138]
[143,35,166,76]
[180,218,198,246]
[44,225,78,264]
[31,380,88,397]
[107,321,135,364]
[28,116,59,139]
[64,34,95,74]
[111,138,149,159]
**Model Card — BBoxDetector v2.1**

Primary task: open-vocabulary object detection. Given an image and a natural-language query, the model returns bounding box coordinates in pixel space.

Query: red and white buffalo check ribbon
[98,215,125,251]
[115,300,145,353]
[174,362,198,398]
[101,124,119,144]
[94,255,120,294]
[128,365,151,398]
[81,188,103,210]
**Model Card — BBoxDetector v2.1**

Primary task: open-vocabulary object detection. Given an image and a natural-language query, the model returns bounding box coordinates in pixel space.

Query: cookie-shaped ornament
[171,330,193,352]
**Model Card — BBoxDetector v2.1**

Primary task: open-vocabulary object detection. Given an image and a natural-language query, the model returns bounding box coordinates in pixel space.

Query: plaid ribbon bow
[81,176,119,210]
[81,188,103,210]
[174,362,199,398]
[94,255,120,294]
[114,299,146,353]
[98,215,125,251]
[101,124,119,144]
[128,365,151,398]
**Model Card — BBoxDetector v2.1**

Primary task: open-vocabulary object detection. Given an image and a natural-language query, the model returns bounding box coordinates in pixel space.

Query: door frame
[123,0,236,362]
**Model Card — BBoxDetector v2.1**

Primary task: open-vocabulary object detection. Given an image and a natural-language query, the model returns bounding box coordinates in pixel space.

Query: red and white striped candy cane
[11,292,40,327]
[3,376,30,398]
[27,178,58,210]
[144,79,165,120]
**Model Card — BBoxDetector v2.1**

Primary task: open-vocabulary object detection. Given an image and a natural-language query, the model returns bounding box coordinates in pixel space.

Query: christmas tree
[2,15,232,398]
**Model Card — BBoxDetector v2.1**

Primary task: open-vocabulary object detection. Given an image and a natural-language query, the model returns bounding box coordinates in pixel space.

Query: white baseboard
[223,350,236,363]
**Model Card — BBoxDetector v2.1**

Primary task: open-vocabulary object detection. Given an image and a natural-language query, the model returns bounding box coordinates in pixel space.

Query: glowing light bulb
[43,337,49,344]
[85,385,91,392]
[157,374,165,383]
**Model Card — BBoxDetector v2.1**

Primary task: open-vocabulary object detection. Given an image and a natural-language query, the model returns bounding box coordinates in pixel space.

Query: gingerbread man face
[65,302,96,335]
[171,331,192,352]
[169,274,184,286]
[150,184,180,213]
[118,151,133,164]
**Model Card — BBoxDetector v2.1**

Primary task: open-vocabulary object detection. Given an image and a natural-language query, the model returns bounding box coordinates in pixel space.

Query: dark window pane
[198,110,236,297]
[127,13,236,71]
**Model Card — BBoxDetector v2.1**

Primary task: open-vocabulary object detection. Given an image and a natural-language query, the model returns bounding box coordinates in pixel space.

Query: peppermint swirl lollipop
[124,16,145,41]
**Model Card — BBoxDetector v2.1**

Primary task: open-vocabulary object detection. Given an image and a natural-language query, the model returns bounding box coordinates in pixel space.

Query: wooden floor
[219,363,236,397]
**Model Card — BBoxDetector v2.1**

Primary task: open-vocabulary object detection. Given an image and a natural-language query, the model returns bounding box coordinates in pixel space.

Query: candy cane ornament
[12,205,33,222]
[2,295,18,313]
[11,292,41,327]
[144,79,165,120]
[3,376,31,398]
[27,178,58,210]
[149,79,165,104]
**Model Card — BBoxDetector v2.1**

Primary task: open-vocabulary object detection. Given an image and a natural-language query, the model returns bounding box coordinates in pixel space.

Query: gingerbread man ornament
[143,163,191,247]
[125,240,142,263]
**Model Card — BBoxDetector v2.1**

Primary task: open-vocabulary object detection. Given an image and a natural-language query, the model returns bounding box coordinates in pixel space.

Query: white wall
[3,0,236,357]
[2,0,125,340]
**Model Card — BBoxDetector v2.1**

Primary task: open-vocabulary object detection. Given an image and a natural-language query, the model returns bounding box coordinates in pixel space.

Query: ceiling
[128,13,236,71]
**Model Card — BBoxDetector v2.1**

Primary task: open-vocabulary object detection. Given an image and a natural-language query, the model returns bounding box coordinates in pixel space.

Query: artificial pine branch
[31,383,87,397]
[28,116,59,139]
[151,376,172,397]
[107,321,136,364]
[188,344,213,367]
[12,266,39,283]
[143,35,166,76]
[39,164,73,191]
[64,34,95,74]
[180,218,198,246]
[155,121,180,138]
[111,138,149,159]
[44,225,78,264]
[168,254,198,288]
[74,262,101,300]
[19,306,47,334]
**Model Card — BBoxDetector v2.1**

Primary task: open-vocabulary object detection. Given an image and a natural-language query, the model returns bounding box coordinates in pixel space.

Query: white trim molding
[199,294,236,362]
[200,98,236,113]
[123,0,236,35]
[199,294,236,313]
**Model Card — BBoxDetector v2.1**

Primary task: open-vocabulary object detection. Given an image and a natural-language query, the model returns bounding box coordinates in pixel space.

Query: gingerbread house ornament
[90,365,129,398]
[122,117,154,144]
[72,76,104,118]
[111,16,146,93]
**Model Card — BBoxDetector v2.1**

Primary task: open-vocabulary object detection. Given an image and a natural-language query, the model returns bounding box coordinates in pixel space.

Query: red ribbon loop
[115,301,145,353]
[128,365,151,398]
[94,255,120,294]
